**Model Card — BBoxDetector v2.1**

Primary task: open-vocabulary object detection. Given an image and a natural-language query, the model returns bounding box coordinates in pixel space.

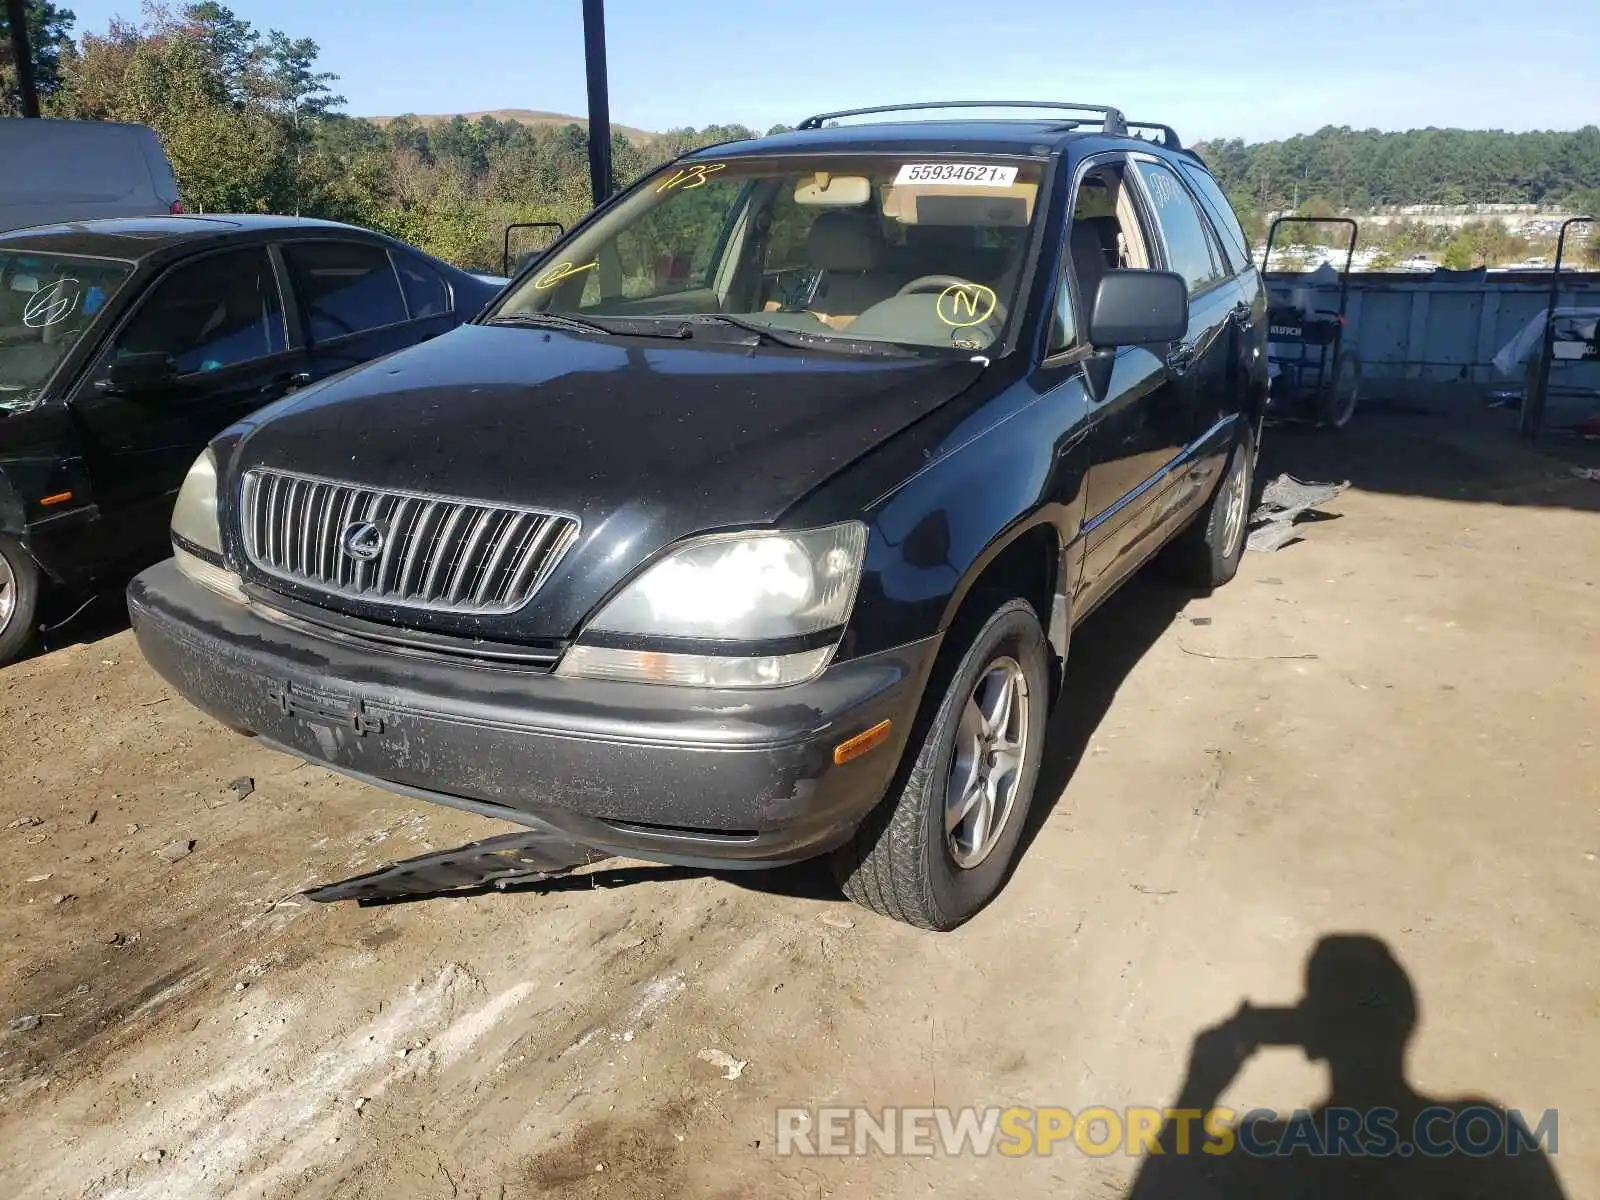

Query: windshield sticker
[936,283,998,328]
[22,278,82,328]
[533,260,597,289]
[894,163,1019,188]
[655,162,727,194]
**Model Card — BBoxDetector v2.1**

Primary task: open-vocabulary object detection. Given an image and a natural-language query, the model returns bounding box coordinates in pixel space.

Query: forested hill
[1195,126,1600,212]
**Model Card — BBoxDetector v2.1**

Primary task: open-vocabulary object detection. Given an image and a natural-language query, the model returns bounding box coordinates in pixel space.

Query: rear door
[68,244,310,564]
[1127,156,1241,504]
[282,239,461,380]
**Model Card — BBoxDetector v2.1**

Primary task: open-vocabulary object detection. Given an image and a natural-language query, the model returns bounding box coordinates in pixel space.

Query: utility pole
[581,0,613,207]
[5,0,41,117]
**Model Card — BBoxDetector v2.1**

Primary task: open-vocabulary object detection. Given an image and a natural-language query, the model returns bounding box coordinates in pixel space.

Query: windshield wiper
[686,315,916,357]
[487,312,691,339]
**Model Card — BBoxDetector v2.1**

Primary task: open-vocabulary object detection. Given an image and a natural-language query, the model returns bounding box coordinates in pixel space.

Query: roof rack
[1125,121,1183,151]
[797,100,1128,136]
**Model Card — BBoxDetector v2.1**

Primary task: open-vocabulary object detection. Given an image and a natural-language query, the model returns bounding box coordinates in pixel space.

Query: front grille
[240,469,578,614]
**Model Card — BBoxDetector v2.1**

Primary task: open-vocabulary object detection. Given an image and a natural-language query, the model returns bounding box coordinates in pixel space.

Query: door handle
[1166,343,1195,372]
[262,372,312,395]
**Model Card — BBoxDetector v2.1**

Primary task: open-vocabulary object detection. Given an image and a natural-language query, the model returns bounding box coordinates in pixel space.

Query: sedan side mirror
[101,351,178,396]
[1088,270,1189,348]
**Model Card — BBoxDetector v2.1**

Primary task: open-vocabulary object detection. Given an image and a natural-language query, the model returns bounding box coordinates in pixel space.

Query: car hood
[226,323,984,638]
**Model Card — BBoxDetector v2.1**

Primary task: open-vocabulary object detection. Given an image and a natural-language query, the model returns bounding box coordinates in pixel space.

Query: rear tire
[0,535,41,667]
[1161,430,1254,591]
[833,598,1048,930]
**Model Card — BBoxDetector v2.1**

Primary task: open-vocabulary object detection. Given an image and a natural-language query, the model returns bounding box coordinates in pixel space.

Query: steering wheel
[897,274,983,298]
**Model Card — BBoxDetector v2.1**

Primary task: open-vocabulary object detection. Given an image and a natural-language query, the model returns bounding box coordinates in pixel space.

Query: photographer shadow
[1126,935,1566,1200]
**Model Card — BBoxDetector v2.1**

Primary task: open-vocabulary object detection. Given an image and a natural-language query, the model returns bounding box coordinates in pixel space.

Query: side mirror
[101,352,178,396]
[1088,270,1189,347]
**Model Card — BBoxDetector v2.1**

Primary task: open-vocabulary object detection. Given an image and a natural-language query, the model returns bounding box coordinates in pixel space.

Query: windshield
[494,153,1046,354]
[0,251,132,411]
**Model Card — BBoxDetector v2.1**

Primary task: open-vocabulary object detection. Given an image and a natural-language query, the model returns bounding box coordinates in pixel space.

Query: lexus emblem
[341,521,386,562]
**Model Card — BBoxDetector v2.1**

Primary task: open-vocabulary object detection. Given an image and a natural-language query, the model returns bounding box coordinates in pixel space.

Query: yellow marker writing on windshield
[656,162,727,194]
[936,283,998,328]
[534,260,598,289]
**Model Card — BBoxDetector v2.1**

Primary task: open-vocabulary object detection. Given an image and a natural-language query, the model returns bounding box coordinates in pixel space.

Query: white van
[0,118,182,234]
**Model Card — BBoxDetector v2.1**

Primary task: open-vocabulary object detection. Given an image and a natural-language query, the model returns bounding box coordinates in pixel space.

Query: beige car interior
[797,177,1040,331]
[1068,166,1153,325]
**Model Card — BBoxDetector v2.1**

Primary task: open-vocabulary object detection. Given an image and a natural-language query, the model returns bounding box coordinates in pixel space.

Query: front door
[68,245,310,568]
[1069,160,1195,597]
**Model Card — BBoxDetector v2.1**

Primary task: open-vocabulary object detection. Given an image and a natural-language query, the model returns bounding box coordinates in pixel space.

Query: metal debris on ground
[228,776,256,800]
[9,1015,41,1033]
[6,816,41,829]
[157,839,195,863]
[1247,473,1350,553]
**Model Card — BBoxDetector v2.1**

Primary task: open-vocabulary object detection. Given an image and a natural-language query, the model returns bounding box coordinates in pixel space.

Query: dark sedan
[0,214,503,662]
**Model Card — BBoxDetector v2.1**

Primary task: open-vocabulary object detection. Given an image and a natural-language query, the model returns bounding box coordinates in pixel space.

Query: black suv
[129,102,1268,930]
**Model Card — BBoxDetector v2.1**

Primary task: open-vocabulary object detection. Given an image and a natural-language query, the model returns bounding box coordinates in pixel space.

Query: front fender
[845,378,1092,659]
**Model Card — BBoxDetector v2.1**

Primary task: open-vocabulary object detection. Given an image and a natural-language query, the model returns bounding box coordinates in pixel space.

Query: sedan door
[281,239,462,382]
[67,244,311,567]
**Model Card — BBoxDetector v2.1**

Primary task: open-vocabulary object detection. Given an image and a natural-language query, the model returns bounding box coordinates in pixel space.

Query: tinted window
[114,248,285,375]
[1134,161,1226,296]
[394,252,452,319]
[285,241,407,341]
[1180,163,1252,270]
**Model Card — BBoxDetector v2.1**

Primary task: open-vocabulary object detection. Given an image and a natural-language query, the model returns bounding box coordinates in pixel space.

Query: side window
[284,241,408,342]
[1051,163,1154,353]
[1133,160,1227,296]
[392,252,453,320]
[113,248,285,375]
[1180,163,1252,271]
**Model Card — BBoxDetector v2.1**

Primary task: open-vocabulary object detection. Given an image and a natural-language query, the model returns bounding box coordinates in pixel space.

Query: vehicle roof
[0,214,384,262]
[694,121,1196,164]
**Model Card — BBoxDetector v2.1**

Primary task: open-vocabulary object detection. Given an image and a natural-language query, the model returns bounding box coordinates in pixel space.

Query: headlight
[171,448,222,555]
[171,448,244,603]
[586,523,866,641]
[557,522,867,688]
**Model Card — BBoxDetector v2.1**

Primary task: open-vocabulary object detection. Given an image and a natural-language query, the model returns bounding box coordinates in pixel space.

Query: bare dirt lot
[1,410,1597,1199]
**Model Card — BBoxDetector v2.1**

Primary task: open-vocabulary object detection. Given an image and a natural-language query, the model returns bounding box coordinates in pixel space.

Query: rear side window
[1133,161,1227,296]
[284,241,408,341]
[393,252,453,319]
[1180,163,1252,270]
[114,248,286,375]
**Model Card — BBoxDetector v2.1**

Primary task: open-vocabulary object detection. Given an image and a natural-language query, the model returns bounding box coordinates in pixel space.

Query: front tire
[0,535,41,667]
[833,598,1049,930]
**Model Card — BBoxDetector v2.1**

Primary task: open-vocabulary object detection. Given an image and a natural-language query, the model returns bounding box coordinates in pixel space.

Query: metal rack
[1519,215,1597,438]
[797,100,1134,138]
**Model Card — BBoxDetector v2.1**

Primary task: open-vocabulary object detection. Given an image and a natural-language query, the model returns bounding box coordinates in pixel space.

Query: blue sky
[63,0,1599,142]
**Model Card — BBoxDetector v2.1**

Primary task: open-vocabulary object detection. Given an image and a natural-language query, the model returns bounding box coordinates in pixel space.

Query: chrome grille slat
[240,468,577,615]
[473,512,529,605]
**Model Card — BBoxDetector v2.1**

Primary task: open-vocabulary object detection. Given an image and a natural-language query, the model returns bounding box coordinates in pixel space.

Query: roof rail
[1125,121,1183,151]
[797,100,1128,136]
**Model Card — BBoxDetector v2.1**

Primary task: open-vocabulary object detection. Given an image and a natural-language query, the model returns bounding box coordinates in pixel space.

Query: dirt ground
[0,408,1596,1199]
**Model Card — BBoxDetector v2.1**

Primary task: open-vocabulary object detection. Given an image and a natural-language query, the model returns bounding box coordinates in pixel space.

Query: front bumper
[128,561,939,869]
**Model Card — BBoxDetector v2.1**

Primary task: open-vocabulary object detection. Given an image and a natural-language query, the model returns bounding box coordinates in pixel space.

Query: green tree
[0,0,75,114]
